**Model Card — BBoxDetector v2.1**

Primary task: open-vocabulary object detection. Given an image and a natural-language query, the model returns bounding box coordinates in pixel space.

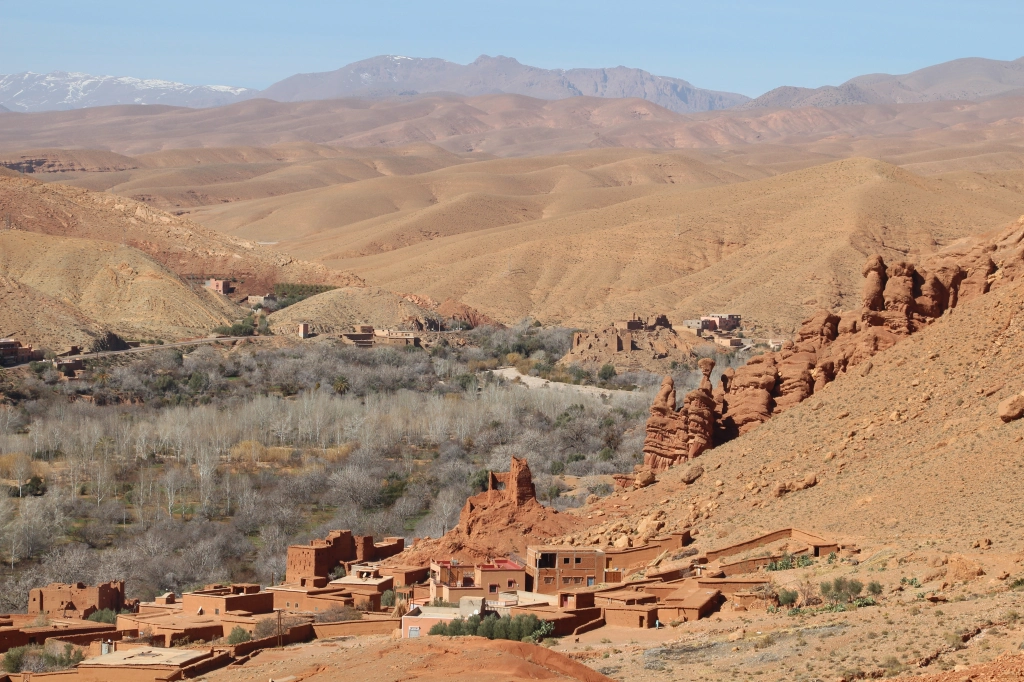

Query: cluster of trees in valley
[0,322,744,609]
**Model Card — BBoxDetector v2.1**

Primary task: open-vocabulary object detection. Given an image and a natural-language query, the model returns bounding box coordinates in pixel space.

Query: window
[563,557,570,565]
[286,602,291,607]
[214,608,220,615]
[562,577,571,584]
[574,557,581,564]
[507,580,515,588]
[544,577,554,584]
[573,577,582,584]
[587,577,595,587]
[537,553,556,569]
[489,584,498,593]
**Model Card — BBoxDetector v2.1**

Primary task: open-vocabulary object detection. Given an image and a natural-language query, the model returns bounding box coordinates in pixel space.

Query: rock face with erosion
[388,457,580,564]
[639,216,1024,472]
[642,359,716,472]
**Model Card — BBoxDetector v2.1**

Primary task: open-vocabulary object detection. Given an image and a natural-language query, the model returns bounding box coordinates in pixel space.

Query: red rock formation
[391,457,581,565]
[643,361,717,472]
[861,255,887,311]
[640,216,1024,473]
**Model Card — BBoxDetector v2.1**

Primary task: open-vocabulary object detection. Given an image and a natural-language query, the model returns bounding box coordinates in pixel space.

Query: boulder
[636,514,665,537]
[613,534,632,549]
[997,394,1024,422]
[634,468,657,488]
[681,463,704,485]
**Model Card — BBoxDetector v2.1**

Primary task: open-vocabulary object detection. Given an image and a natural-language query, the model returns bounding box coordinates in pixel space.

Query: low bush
[778,588,799,606]
[428,613,553,642]
[314,605,363,623]
[820,577,863,605]
[2,643,83,673]
[226,626,251,644]
[86,608,117,624]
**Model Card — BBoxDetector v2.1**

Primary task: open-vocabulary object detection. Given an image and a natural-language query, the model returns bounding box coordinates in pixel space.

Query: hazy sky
[2,1,1022,96]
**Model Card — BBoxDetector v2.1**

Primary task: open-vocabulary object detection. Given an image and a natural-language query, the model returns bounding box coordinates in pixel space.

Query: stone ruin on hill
[560,313,694,372]
[642,218,1024,471]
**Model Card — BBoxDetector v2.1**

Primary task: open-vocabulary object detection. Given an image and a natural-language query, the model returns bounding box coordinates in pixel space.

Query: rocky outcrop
[392,456,581,565]
[639,216,1024,473]
[998,394,1024,422]
[642,361,717,472]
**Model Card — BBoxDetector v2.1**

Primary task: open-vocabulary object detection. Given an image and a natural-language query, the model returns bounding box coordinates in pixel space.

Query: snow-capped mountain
[0,72,255,112]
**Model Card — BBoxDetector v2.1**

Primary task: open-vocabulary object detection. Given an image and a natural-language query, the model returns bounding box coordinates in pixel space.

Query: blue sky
[2,1,1022,96]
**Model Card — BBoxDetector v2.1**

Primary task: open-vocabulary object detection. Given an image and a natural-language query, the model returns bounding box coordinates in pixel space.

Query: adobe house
[204,278,235,295]
[284,530,404,584]
[0,338,44,366]
[702,528,841,565]
[373,329,421,347]
[603,531,691,574]
[401,605,462,638]
[0,615,115,654]
[379,565,429,589]
[428,559,525,603]
[28,581,134,620]
[340,324,375,347]
[523,546,606,594]
[266,577,355,615]
[119,583,283,645]
[180,583,272,619]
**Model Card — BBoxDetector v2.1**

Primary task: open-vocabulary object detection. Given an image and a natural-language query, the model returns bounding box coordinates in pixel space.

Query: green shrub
[598,364,617,381]
[821,577,864,604]
[778,588,799,606]
[314,605,362,623]
[226,626,251,644]
[428,613,553,642]
[381,590,396,608]
[1,644,31,673]
[2,643,83,673]
[87,608,118,624]
[867,581,883,596]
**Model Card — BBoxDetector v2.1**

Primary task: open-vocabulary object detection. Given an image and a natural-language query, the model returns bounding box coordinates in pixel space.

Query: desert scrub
[226,626,251,644]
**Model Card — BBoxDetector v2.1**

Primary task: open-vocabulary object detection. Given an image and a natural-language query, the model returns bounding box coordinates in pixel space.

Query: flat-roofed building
[523,546,605,594]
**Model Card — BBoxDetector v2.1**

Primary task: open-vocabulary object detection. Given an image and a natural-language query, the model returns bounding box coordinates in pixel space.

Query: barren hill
[5,92,1024,159]
[741,56,1024,109]
[0,231,238,349]
[261,54,750,113]
[187,155,1024,333]
[266,287,445,335]
[0,175,362,296]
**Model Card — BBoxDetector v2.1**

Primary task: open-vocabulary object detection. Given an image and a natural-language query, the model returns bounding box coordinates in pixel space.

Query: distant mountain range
[739,57,1024,109]
[2,55,1023,115]
[259,55,750,113]
[0,72,255,112]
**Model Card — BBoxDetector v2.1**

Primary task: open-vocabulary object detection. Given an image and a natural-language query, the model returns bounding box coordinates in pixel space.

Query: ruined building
[28,581,135,619]
[285,531,405,584]
[561,314,694,372]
